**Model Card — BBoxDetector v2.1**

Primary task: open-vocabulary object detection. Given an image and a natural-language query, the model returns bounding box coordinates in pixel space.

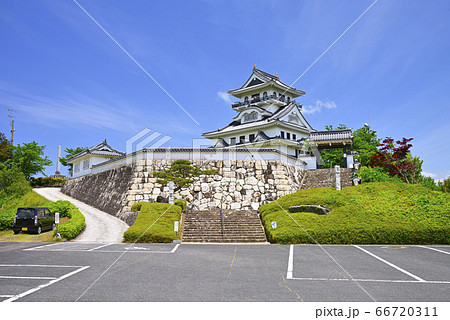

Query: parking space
[24,242,180,254]
[0,264,89,302]
[287,245,450,285]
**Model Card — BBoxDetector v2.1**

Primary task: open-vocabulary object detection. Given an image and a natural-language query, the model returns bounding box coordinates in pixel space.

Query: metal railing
[231,95,290,108]
[220,194,225,241]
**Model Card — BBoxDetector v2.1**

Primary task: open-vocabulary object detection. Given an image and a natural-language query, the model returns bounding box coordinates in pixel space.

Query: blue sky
[1,0,449,180]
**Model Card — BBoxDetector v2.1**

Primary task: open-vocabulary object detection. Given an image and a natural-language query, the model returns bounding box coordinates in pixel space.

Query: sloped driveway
[33,188,128,243]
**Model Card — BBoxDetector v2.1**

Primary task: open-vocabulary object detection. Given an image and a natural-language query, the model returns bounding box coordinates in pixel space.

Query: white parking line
[0,276,56,280]
[290,277,450,284]
[3,265,90,302]
[0,295,13,298]
[23,243,62,251]
[354,245,426,282]
[418,245,450,255]
[0,264,83,268]
[287,244,294,279]
[88,243,113,251]
[170,244,181,253]
[23,243,181,254]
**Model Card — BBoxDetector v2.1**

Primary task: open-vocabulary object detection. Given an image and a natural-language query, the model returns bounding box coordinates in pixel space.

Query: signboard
[169,181,174,204]
[335,165,341,191]
[271,221,277,229]
[174,221,179,232]
[55,212,60,224]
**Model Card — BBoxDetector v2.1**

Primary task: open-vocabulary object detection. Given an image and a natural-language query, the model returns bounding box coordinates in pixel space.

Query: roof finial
[276,72,279,78]
[253,64,256,69]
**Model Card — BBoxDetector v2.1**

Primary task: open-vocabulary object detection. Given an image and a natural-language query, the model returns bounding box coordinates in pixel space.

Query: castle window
[286,133,291,140]
[244,96,249,104]
[230,137,236,145]
[239,136,245,144]
[281,131,285,138]
[273,92,277,98]
[263,92,268,99]
[74,163,80,173]
[249,134,255,142]
[243,111,258,122]
[83,159,89,170]
[293,134,297,140]
[251,93,260,103]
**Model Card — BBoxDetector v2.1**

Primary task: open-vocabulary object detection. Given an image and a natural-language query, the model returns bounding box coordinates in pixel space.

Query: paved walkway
[33,188,128,243]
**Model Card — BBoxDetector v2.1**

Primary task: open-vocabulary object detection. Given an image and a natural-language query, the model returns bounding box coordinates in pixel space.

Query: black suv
[13,207,55,234]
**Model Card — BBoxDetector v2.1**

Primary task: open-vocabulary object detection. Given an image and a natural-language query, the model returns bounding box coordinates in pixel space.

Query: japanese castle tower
[202,66,354,169]
[203,67,314,158]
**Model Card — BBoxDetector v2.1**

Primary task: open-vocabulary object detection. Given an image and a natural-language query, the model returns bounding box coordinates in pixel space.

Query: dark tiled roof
[67,139,125,162]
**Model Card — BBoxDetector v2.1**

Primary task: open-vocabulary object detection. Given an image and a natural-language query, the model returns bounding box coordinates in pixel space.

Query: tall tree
[60,146,87,177]
[352,125,380,167]
[0,132,11,163]
[5,141,52,180]
[370,137,421,183]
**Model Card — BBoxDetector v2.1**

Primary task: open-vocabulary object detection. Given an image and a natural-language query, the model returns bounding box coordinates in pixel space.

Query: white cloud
[422,171,437,179]
[217,91,231,104]
[302,100,337,114]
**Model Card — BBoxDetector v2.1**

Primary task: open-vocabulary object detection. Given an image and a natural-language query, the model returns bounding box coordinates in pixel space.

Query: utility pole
[7,108,16,145]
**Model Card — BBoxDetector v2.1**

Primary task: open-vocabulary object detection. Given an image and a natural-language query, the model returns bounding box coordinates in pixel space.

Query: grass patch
[260,182,450,244]
[123,202,181,243]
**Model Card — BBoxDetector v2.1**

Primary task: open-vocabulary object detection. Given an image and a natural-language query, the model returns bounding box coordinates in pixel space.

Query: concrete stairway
[300,168,354,190]
[182,210,267,243]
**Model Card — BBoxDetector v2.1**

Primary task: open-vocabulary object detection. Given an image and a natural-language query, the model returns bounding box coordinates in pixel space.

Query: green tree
[0,132,11,163]
[353,125,380,167]
[153,160,218,192]
[60,146,87,177]
[439,177,450,193]
[0,166,31,205]
[5,141,52,180]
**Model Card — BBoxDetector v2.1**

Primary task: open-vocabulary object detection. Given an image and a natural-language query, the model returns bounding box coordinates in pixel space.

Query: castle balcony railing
[231,95,290,108]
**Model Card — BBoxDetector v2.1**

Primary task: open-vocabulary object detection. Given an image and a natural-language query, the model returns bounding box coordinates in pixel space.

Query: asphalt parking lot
[0,242,448,302]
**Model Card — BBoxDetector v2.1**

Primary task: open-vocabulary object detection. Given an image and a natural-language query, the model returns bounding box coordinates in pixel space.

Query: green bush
[131,202,146,212]
[51,200,85,239]
[357,166,401,183]
[47,200,76,218]
[30,177,68,187]
[174,199,187,210]
[260,182,450,244]
[123,202,181,243]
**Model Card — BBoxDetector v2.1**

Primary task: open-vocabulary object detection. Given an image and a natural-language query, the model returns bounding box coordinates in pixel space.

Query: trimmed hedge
[30,177,68,188]
[260,182,450,244]
[123,202,181,243]
[50,200,85,239]
[174,199,187,210]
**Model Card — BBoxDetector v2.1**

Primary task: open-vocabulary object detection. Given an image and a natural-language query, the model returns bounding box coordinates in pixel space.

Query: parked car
[13,207,55,234]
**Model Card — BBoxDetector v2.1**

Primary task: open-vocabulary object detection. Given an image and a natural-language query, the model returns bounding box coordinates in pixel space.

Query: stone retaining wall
[126,159,305,211]
[61,166,134,216]
[62,160,354,216]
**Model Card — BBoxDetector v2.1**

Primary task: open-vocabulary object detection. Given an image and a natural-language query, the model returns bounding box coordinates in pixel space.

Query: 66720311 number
[375,307,438,317]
